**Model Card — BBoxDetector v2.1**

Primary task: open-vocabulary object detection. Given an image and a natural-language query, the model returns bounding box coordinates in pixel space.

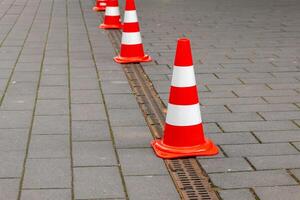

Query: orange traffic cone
[93,0,106,12]
[99,0,122,29]
[151,38,218,159]
[114,0,151,63]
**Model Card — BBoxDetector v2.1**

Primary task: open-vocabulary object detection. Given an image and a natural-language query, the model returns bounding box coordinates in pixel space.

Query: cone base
[99,23,122,29]
[93,6,105,12]
[114,54,152,64]
[151,138,218,159]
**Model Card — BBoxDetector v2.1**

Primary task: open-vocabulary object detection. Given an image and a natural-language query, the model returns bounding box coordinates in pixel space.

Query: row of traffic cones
[93,0,218,159]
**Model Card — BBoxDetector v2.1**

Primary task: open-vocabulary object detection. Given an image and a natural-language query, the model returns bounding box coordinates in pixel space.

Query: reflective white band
[105,7,120,16]
[166,103,202,126]
[171,65,196,87]
[121,32,142,45]
[100,3,106,6]
[124,10,138,23]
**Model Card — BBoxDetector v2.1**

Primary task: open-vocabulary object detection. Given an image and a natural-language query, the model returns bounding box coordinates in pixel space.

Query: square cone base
[151,138,219,159]
[93,6,105,12]
[114,54,152,64]
[99,23,122,29]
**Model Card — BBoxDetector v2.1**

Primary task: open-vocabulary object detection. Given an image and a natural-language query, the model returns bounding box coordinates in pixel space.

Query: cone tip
[174,38,193,66]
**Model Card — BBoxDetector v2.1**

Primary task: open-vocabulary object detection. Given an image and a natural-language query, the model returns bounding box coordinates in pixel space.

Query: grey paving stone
[204,123,223,133]
[23,158,71,189]
[248,155,300,170]
[104,94,139,109]
[0,129,28,151]
[221,143,298,157]
[207,132,258,145]
[210,170,297,189]
[199,157,253,173]
[125,175,180,200]
[113,126,152,148]
[0,110,32,128]
[21,189,71,200]
[1,94,35,110]
[218,189,256,200]
[201,97,266,106]
[38,86,68,99]
[118,148,168,175]
[0,179,19,200]
[101,80,132,94]
[28,135,69,158]
[73,141,117,167]
[259,111,300,120]
[35,99,68,115]
[72,104,107,121]
[254,131,300,143]
[290,169,300,181]
[32,115,69,134]
[255,186,300,200]
[203,112,263,122]
[71,89,102,104]
[72,120,110,141]
[227,104,299,112]
[74,167,125,199]
[109,108,146,127]
[43,65,68,75]
[71,78,99,90]
[0,151,25,178]
[219,121,298,132]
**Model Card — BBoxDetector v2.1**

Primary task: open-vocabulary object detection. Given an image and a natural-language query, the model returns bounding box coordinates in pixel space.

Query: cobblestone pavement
[0,0,300,199]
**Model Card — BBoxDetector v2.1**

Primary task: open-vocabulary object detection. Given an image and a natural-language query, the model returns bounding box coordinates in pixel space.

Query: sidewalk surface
[0,0,299,200]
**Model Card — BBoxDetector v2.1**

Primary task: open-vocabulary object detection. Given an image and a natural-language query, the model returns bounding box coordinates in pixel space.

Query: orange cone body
[114,0,151,63]
[93,0,106,12]
[151,38,218,159]
[99,0,122,29]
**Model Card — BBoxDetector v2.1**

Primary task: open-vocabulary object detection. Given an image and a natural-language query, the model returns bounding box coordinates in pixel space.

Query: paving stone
[290,169,300,181]
[1,94,35,110]
[72,120,110,141]
[254,131,300,143]
[73,141,117,166]
[218,189,256,200]
[199,157,253,173]
[113,126,152,148]
[0,129,28,151]
[219,121,298,132]
[21,189,72,200]
[255,186,300,200]
[0,151,25,178]
[101,80,132,94]
[209,170,297,189]
[207,132,258,145]
[203,112,263,122]
[72,104,107,121]
[227,104,299,112]
[28,135,69,158]
[32,115,69,134]
[118,148,168,175]
[104,94,139,109]
[125,175,180,200]
[23,158,71,189]
[38,86,68,99]
[221,143,298,157]
[259,111,300,120]
[0,110,32,128]
[35,99,68,115]
[248,155,300,170]
[74,167,125,199]
[0,179,19,200]
[108,108,146,126]
[71,89,102,104]
[71,78,99,90]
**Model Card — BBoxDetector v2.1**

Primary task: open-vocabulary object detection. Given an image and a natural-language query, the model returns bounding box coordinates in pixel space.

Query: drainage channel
[102,15,219,200]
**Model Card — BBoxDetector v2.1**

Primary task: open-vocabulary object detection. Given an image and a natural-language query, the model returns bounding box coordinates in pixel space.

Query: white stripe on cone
[100,2,106,6]
[171,66,196,87]
[105,7,120,16]
[121,32,142,45]
[124,10,138,23]
[166,103,202,126]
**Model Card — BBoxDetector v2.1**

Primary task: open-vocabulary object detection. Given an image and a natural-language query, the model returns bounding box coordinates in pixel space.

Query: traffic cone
[99,0,122,29]
[151,38,218,159]
[114,0,151,63]
[93,0,106,12]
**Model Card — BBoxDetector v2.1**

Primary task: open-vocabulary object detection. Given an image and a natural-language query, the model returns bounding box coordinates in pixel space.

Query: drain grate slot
[103,13,219,199]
